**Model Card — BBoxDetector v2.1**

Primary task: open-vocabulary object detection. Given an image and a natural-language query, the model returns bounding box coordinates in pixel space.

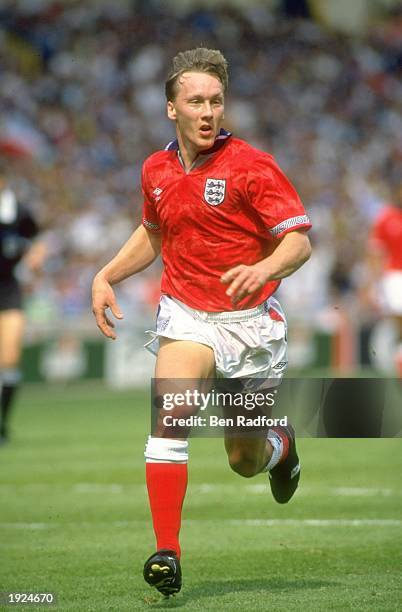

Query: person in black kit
[0,168,45,444]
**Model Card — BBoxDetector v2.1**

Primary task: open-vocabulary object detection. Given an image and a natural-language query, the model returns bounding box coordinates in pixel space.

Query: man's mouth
[199,125,213,137]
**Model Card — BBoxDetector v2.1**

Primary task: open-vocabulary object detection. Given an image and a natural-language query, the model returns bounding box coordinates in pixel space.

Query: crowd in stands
[1,0,401,336]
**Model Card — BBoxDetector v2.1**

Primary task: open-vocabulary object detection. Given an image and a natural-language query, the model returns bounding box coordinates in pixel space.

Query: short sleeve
[141,162,161,233]
[247,155,311,239]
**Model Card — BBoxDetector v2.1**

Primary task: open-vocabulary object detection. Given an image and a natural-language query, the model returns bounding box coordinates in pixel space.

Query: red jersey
[142,130,311,312]
[371,205,402,271]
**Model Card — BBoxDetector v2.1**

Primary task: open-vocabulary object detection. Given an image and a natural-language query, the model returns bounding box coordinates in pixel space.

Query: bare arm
[96,224,161,284]
[221,230,312,304]
[22,239,48,272]
[92,225,161,339]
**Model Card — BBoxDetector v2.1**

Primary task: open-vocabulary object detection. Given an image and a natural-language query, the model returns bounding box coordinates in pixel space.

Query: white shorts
[381,271,402,315]
[144,294,288,380]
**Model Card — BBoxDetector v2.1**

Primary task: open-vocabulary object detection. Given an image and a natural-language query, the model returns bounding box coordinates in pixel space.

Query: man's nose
[201,102,213,117]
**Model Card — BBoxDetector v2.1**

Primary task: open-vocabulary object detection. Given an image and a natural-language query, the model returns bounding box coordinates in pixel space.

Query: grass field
[1,382,401,611]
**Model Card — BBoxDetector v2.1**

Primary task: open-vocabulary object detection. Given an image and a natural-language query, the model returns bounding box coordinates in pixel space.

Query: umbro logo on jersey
[153,187,163,202]
[273,361,288,370]
[204,178,226,206]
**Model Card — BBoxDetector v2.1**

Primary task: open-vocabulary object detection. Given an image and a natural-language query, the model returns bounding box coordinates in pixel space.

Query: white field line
[0,483,398,496]
[331,487,393,496]
[225,519,402,527]
[0,519,401,530]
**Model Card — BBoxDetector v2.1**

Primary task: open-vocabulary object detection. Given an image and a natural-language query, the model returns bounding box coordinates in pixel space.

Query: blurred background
[2,0,402,385]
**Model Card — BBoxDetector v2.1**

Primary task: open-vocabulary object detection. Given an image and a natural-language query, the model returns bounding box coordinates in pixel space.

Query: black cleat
[143,549,182,596]
[268,425,301,504]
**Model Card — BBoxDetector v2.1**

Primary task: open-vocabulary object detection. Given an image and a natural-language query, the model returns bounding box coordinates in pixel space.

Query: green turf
[1,383,401,611]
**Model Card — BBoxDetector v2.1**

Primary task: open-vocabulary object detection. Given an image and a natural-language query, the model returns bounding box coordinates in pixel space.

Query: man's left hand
[221,263,268,304]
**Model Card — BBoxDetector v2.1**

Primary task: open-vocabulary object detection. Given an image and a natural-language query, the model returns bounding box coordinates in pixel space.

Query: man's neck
[177,148,211,173]
[176,136,204,172]
[166,129,232,172]
[179,149,198,172]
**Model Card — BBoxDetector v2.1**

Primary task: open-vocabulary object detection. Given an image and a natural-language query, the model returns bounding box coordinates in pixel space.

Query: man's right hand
[92,274,123,340]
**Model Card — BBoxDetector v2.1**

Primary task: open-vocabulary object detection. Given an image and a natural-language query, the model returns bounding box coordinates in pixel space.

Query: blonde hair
[165,48,229,101]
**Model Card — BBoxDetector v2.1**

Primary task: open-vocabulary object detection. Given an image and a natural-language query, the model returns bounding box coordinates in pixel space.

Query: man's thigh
[153,338,216,438]
[155,338,215,378]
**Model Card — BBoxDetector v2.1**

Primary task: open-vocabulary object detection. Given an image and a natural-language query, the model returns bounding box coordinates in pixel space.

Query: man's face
[167,71,225,156]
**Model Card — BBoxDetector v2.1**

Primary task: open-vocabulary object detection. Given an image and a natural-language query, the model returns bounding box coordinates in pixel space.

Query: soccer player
[368,173,402,375]
[0,167,45,444]
[92,48,312,596]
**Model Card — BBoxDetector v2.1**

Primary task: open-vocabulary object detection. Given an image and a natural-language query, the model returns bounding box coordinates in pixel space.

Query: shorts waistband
[183,300,267,323]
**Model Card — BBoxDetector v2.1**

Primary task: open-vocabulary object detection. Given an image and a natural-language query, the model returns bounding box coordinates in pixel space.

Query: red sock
[146,462,188,559]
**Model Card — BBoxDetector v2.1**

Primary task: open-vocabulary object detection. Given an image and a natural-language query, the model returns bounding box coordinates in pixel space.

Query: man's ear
[167,101,176,121]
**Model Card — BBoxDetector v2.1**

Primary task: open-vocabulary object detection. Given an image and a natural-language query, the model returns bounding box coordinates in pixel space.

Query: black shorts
[0,276,23,311]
